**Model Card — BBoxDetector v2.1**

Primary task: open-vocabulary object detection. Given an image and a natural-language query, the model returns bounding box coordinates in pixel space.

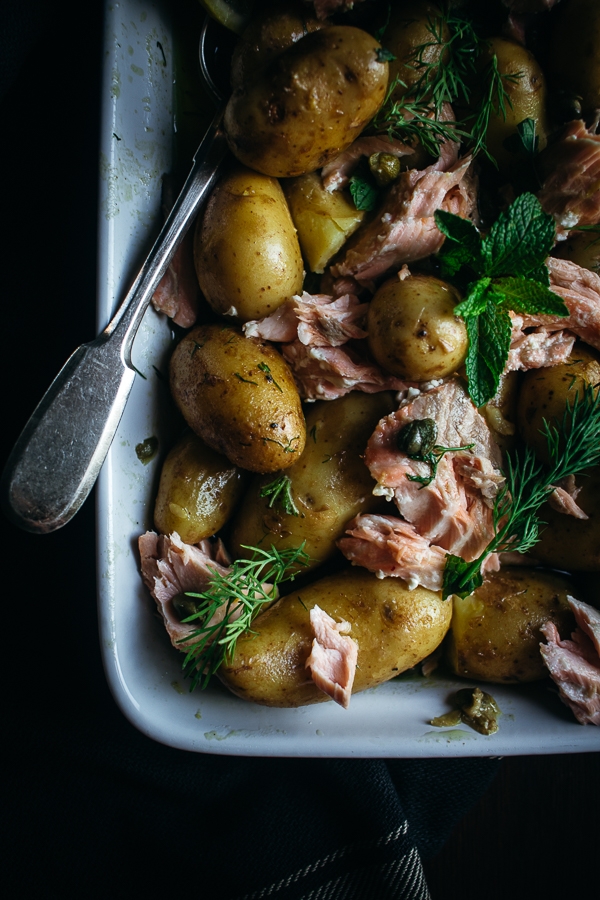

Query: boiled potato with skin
[230,2,325,90]
[532,466,600,572]
[548,0,600,111]
[446,568,577,684]
[367,273,467,381]
[384,1,449,102]
[169,324,305,473]
[481,370,519,455]
[193,167,303,322]
[480,38,549,171]
[219,568,451,707]
[516,343,600,464]
[153,431,247,544]
[224,26,389,178]
[230,391,395,572]
[283,172,365,274]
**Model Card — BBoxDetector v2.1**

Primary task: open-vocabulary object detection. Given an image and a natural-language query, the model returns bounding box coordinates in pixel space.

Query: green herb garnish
[180,544,311,689]
[259,474,299,516]
[257,362,283,392]
[370,8,519,163]
[442,384,600,599]
[435,193,568,407]
[349,175,380,211]
[234,373,258,385]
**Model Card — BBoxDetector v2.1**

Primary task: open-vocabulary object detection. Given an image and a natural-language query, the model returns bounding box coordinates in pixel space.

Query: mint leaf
[435,210,483,276]
[442,554,484,600]
[482,193,556,277]
[464,302,512,407]
[349,176,379,211]
[488,277,569,316]
[503,117,538,158]
[454,278,491,318]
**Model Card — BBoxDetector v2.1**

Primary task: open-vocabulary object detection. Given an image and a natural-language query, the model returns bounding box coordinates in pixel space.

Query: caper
[369,152,401,187]
[396,418,437,457]
[172,595,203,621]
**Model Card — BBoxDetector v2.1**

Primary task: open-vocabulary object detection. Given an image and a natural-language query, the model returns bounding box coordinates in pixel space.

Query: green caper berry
[369,152,401,187]
[396,418,438,457]
[172,595,203,621]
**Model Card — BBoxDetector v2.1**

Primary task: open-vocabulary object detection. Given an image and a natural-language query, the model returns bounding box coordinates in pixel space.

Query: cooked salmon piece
[331,156,476,284]
[338,513,448,590]
[538,120,600,235]
[507,319,576,371]
[321,106,459,192]
[548,475,588,520]
[138,532,233,650]
[305,605,358,709]
[540,597,600,725]
[365,380,504,562]
[150,176,199,327]
[243,292,368,346]
[282,341,409,400]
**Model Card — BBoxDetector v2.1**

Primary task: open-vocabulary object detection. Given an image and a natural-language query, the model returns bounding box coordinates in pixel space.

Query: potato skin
[385,1,449,102]
[554,230,600,273]
[367,274,467,381]
[230,2,325,89]
[230,391,395,572]
[193,167,303,322]
[516,343,600,463]
[153,431,247,543]
[445,568,577,684]
[482,38,549,171]
[169,325,306,473]
[224,26,389,178]
[533,466,600,572]
[219,568,451,707]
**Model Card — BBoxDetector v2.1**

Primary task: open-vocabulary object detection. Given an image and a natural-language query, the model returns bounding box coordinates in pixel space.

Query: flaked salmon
[338,513,448,590]
[305,605,358,709]
[365,380,504,562]
[331,157,476,284]
[243,292,368,346]
[138,532,233,650]
[282,341,408,401]
[540,596,600,725]
[538,120,600,235]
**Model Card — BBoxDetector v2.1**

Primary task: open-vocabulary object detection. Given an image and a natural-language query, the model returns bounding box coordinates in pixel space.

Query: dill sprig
[443,384,600,599]
[259,474,299,516]
[179,544,310,689]
[372,7,520,164]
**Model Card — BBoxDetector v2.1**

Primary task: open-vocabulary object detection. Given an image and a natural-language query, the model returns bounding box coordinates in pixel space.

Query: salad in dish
[138,0,600,727]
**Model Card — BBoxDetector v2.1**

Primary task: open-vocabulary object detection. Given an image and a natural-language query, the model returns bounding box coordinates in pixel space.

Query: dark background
[1,2,597,898]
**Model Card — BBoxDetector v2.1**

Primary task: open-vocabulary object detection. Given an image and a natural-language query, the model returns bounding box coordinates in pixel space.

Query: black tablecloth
[1,3,500,897]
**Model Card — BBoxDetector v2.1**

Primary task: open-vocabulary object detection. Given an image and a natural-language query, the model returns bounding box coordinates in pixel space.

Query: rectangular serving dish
[96,0,600,756]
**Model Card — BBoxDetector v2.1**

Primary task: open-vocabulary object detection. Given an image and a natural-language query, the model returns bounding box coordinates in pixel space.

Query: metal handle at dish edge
[2,116,228,535]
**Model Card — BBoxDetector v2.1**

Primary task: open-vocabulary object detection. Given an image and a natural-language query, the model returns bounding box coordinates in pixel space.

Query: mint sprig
[435,193,568,406]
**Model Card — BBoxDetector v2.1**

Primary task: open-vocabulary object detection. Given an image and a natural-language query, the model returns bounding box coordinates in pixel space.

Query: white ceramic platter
[96,0,600,756]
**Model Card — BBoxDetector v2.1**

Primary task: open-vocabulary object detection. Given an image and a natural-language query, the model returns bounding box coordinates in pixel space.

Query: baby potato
[153,431,247,544]
[230,391,396,572]
[385,1,449,103]
[481,371,519,455]
[219,568,452,707]
[283,172,365,274]
[367,273,467,381]
[230,2,325,89]
[445,568,577,683]
[224,26,389,178]
[532,466,600,572]
[193,167,303,323]
[169,324,306,473]
[480,38,549,171]
[516,343,600,464]
[548,0,600,111]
